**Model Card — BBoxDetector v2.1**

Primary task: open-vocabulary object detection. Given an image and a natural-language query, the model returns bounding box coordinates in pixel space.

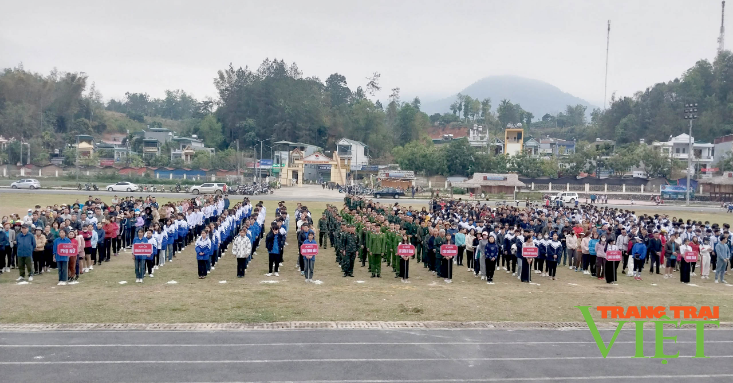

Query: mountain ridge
[421,75,597,118]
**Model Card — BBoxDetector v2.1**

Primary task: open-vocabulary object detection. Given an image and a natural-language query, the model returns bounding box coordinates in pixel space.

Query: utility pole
[684,103,698,206]
[604,20,611,110]
[75,135,79,182]
[719,1,726,54]
[236,139,240,183]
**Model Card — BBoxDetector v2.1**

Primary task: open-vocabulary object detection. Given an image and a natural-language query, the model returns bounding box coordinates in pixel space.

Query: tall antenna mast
[719,1,726,53]
[603,20,610,110]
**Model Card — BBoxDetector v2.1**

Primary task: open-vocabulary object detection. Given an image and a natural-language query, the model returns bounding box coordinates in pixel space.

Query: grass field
[1,193,732,324]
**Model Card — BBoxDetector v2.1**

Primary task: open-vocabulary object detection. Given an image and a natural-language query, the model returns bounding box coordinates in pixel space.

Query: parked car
[106,181,139,192]
[373,187,405,199]
[190,182,227,195]
[550,192,579,204]
[10,179,41,190]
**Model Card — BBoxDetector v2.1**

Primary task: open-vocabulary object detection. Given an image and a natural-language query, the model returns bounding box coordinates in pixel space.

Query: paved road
[0,187,429,205]
[1,187,728,212]
[1,328,731,382]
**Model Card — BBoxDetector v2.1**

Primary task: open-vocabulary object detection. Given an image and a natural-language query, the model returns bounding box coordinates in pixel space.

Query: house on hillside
[337,138,368,170]
[75,135,94,158]
[653,133,714,174]
[171,135,214,164]
[539,136,575,157]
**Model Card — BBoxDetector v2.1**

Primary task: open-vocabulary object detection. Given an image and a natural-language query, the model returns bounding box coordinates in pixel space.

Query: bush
[452,187,466,195]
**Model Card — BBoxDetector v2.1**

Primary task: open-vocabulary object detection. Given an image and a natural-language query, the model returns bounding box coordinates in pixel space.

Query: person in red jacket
[102,219,118,262]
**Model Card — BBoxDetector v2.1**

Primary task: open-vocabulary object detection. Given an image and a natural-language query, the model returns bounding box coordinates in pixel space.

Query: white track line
[1,355,732,364]
[1,340,731,347]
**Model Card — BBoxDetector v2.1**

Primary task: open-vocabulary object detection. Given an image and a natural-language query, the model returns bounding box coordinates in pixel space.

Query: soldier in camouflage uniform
[318,213,328,248]
[342,224,358,277]
[368,225,384,277]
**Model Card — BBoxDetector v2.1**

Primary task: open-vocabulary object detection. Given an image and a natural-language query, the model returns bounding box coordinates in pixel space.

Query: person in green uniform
[318,213,328,249]
[368,225,384,278]
[434,229,446,278]
[358,220,369,267]
[342,224,357,277]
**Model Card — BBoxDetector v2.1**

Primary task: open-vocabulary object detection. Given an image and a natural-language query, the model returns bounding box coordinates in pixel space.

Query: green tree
[443,139,474,176]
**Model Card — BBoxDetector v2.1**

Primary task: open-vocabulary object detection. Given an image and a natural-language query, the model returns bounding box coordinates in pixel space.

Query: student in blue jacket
[53,229,71,285]
[546,233,563,281]
[195,230,212,279]
[303,230,317,282]
[588,232,600,277]
[484,235,499,284]
[132,229,149,283]
[631,236,648,281]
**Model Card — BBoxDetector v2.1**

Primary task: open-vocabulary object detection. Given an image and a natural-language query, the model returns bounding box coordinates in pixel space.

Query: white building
[713,134,733,166]
[337,138,368,170]
[652,133,714,173]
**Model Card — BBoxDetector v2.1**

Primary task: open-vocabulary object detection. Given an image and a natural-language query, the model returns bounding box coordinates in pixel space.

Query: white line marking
[235,375,733,383]
[0,356,731,364]
[1,341,731,347]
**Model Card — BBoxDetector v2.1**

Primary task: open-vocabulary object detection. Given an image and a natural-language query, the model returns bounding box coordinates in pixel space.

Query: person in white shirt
[232,228,252,278]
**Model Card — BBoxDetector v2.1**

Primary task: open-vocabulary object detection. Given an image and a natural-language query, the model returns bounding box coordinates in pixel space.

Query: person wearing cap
[15,224,35,282]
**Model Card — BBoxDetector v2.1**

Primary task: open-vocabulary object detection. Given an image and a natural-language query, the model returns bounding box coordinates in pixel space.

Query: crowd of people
[313,194,732,286]
[0,194,268,285]
[1,192,731,288]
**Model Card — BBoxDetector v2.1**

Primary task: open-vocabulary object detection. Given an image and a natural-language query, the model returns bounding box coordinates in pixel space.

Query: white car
[106,182,139,192]
[550,192,579,204]
[190,182,227,195]
[10,179,41,190]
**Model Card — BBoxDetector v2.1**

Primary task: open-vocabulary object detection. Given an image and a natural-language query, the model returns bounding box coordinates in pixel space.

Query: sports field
[1,193,732,324]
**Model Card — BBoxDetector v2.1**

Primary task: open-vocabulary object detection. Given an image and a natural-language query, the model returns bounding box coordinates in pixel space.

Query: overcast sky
[0,0,726,107]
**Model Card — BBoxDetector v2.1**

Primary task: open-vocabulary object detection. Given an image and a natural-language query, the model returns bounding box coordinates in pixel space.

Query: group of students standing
[314,194,732,287]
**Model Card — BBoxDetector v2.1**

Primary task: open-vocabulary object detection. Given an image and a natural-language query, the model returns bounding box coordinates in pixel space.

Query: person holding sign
[132,229,148,283]
[302,230,317,282]
[520,235,533,283]
[195,230,212,279]
[53,229,71,285]
[605,239,619,284]
[398,234,411,282]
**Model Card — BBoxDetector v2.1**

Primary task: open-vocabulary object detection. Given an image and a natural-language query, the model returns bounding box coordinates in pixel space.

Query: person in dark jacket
[265,223,284,276]
[15,224,36,281]
[648,232,663,275]
[297,223,309,275]
[484,235,499,284]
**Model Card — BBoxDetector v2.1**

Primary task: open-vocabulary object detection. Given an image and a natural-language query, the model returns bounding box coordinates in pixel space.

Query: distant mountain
[421,75,597,118]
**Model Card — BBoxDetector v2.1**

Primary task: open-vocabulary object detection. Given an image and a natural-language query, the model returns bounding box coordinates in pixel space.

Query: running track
[1,328,732,382]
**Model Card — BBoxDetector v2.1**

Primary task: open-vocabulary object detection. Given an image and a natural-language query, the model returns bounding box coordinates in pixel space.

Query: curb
[0,321,729,331]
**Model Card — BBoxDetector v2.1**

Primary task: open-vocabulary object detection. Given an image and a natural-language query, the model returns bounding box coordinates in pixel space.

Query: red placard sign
[133,243,154,256]
[300,243,319,259]
[440,244,458,258]
[684,251,698,262]
[398,244,415,259]
[522,246,539,258]
[606,250,622,262]
[57,243,77,257]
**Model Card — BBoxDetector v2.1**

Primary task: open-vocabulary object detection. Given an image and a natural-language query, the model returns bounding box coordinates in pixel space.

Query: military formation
[318,195,445,280]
